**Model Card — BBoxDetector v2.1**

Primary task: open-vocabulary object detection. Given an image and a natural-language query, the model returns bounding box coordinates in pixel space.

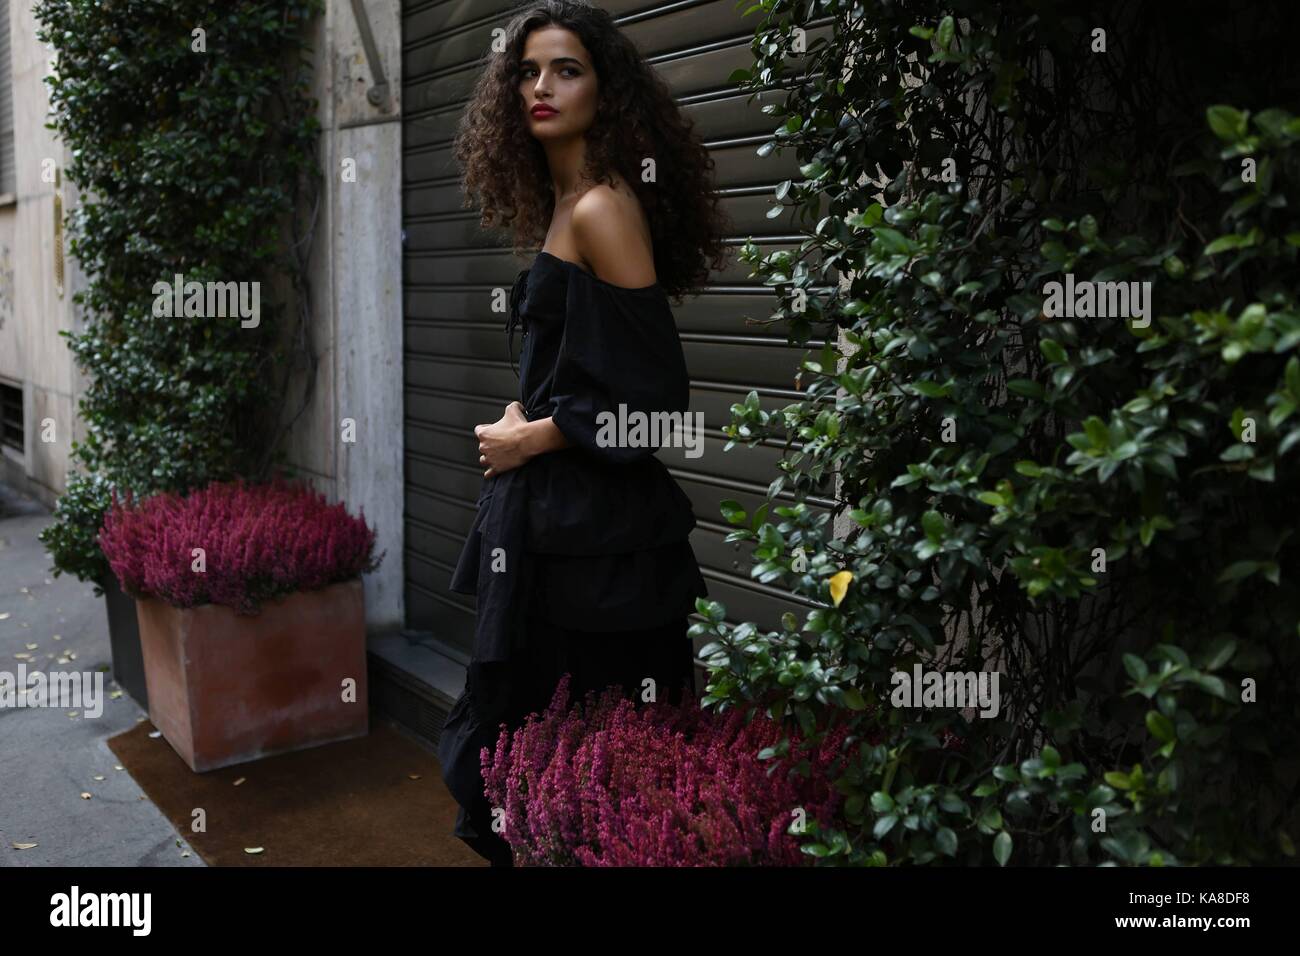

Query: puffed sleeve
[548,269,691,465]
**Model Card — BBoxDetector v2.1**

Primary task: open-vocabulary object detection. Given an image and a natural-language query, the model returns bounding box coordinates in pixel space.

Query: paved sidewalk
[0,481,202,867]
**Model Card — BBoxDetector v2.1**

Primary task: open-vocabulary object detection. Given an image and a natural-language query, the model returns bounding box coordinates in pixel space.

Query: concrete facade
[0,0,87,506]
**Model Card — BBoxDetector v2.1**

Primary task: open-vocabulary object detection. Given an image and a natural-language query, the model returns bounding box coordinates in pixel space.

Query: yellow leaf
[829,570,854,607]
[80,792,92,799]
[244,847,264,855]
[12,843,38,850]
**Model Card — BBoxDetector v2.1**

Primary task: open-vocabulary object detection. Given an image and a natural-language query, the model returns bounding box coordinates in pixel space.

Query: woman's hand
[476,402,531,478]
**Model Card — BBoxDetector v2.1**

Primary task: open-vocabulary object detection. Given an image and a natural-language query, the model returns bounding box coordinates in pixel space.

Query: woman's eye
[519,66,579,80]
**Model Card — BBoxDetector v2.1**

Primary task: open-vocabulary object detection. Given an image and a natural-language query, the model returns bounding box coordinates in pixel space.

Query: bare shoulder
[571,181,657,288]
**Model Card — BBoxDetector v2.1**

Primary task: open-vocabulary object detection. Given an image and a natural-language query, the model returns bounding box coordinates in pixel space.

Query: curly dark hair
[453,0,731,301]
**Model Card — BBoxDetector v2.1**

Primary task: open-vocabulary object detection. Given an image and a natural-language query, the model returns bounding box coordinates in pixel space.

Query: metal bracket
[348,0,391,111]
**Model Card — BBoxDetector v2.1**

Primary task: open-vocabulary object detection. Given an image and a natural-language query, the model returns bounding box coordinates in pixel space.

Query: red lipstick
[530,103,558,119]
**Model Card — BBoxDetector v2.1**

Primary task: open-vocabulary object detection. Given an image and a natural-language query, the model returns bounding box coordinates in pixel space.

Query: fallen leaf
[93,775,105,781]
[19,587,29,594]
[0,613,9,620]
[148,730,162,738]
[80,792,92,800]
[408,774,422,780]
[244,847,264,855]
[52,634,61,640]
[12,843,37,850]
[114,765,124,771]
[14,653,30,660]
[67,652,77,660]
[110,690,122,699]
[233,777,246,786]
[25,643,37,651]
[181,851,190,858]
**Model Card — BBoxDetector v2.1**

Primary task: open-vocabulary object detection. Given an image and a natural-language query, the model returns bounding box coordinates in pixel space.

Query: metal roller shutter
[402,0,834,658]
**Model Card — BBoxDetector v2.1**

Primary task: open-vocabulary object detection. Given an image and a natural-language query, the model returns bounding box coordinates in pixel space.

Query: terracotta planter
[135,578,369,772]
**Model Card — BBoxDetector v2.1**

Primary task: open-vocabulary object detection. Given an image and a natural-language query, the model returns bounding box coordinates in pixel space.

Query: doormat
[107,716,486,866]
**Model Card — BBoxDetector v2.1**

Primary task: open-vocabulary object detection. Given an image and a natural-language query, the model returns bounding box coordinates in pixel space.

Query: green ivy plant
[696,0,1300,865]
[34,0,322,592]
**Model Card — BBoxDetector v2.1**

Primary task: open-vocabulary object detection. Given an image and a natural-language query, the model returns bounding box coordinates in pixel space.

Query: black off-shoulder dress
[436,250,709,866]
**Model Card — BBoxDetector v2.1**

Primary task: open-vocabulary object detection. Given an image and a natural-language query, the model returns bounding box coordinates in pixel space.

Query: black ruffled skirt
[436,590,697,866]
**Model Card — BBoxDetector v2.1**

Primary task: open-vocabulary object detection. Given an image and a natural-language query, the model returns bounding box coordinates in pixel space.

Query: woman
[436,0,730,866]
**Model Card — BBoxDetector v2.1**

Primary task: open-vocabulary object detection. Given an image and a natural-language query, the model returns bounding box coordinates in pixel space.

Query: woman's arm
[477,184,658,478]
[499,194,642,469]
[477,402,571,478]
[571,186,657,287]
[519,415,572,458]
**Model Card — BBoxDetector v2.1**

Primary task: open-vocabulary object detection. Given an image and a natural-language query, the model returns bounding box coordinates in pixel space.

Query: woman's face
[517,25,599,142]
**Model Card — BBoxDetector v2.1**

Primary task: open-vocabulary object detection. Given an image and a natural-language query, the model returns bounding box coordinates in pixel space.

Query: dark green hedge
[699,0,1300,864]
[35,0,323,591]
